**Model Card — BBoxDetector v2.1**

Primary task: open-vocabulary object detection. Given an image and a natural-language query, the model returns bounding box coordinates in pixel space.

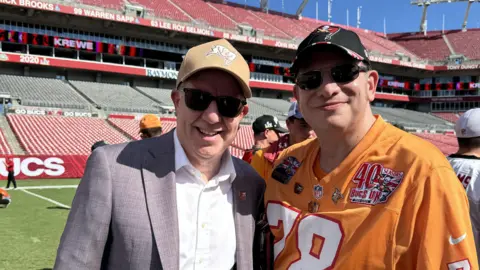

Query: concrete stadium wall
[0,63,24,76]
[66,70,97,82]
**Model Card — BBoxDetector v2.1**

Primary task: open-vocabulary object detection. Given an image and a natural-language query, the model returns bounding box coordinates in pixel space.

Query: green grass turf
[0,179,79,270]
[0,178,80,187]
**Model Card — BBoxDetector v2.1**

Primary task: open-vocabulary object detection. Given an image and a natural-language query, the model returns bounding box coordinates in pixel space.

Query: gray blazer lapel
[141,131,179,270]
[232,162,255,270]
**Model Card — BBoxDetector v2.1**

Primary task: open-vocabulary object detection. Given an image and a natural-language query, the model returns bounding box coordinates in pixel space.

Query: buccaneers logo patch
[206,45,237,65]
[349,163,404,205]
[316,25,341,40]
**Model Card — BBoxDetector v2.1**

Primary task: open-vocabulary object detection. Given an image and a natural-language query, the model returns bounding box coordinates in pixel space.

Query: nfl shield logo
[313,184,323,199]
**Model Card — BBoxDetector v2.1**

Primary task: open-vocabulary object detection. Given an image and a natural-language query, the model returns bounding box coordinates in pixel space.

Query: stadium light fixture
[296,0,310,16]
[260,0,269,11]
[412,0,478,32]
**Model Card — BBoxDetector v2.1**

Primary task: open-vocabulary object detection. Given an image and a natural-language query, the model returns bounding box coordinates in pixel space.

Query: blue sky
[228,0,480,33]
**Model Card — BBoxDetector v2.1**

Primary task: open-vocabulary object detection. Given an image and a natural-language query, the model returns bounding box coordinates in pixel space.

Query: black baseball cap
[291,25,370,75]
[252,115,288,134]
[91,140,108,152]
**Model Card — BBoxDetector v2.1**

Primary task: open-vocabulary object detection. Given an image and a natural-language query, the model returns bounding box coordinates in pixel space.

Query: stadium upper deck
[0,0,478,116]
[0,0,475,163]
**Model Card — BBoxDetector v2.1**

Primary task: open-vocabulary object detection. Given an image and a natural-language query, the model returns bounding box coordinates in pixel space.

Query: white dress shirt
[173,130,237,270]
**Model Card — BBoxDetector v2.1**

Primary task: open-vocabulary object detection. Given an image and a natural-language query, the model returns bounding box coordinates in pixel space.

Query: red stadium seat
[7,115,129,155]
[388,31,451,61]
[432,112,460,124]
[108,117,253,158]
[170,0,237,30]
[0,129,13,155]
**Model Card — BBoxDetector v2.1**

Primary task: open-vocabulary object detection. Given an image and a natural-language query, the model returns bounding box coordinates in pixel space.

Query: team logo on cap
[316,25,341,40]
[206,45,237,65]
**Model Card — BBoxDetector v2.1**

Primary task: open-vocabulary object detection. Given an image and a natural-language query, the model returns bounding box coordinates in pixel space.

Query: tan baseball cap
[176,39,252,98]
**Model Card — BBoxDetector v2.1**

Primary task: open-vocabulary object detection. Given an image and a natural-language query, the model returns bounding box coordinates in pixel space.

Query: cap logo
[206,45,237,65]
[264,121,273,129]
[316,25,340,41]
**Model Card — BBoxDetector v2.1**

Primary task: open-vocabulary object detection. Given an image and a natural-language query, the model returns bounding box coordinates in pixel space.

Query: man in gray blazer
[54,39,269,270]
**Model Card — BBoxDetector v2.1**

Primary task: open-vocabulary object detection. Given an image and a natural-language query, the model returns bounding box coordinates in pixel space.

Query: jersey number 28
[267,201,345,269]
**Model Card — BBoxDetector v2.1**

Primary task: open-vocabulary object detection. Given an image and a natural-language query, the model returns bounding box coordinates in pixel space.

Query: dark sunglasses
[295,64,370,91]
[182,88,247,118]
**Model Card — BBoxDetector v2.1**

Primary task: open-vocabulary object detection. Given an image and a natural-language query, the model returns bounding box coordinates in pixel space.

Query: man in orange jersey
[250,100,312,180]
[264,25,478,269]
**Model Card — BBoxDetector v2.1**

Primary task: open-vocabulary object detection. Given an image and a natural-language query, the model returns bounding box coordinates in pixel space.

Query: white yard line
[14,185,78,190]
[21,189,71,209]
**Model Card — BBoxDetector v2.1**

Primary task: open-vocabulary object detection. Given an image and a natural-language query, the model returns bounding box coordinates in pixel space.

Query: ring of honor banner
[0,29,138,57]
[0,155,88,179]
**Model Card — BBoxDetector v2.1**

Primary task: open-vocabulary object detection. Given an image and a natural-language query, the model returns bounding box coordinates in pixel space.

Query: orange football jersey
[264,116,478,270]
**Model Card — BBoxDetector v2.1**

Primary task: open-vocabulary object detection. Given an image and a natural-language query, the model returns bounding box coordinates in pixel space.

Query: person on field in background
[4,157,16,189]
[263,24,478,269]
[250,100,312,181]
[0,187,11,208]
[139,114,163,139]
[242,115,287,163]
[447,108,480,264]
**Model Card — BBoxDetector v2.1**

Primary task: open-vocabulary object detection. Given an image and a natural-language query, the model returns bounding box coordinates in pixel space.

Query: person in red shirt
[4,157,16,189]
[242,115,287,163]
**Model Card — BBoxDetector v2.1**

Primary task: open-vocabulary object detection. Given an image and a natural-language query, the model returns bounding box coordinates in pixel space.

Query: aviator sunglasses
[182,88,247,118]
[295,63,370,91]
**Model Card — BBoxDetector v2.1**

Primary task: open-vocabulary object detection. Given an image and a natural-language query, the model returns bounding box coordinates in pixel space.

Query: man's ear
[242,104,249,116]
[366,70,379,102]
[171,90,181,109]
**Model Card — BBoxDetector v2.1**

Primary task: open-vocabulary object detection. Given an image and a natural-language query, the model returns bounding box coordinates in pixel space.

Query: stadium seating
[388,31,451,61]
[0,75,90,110]
[132,0,191,22]
[232,124,254,150]
[244,101,287,121]
[414,132,458,155]
[295,18,416,58]
[108,117,177,140]
[136,87,174,106]
[70,81,159,113]
[250,97,291,114]
[108,117,251,158]
[0,129,13,155]
[210,2,290,39]
[7,115,129,155]
[249,11,309,39]
[445,29,480,60]
[372,107,452,128]
[432,112,459,123]
[170,0,237,30]
[77,0,123,10]
[354,31,417,59]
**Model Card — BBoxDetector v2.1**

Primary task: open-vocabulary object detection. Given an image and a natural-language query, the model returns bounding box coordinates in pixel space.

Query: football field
[0,179,80,270]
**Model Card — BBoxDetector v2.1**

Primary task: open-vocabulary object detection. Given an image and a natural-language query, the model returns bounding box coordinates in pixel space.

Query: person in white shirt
[54,39,269,270]
[448,108,480,264]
